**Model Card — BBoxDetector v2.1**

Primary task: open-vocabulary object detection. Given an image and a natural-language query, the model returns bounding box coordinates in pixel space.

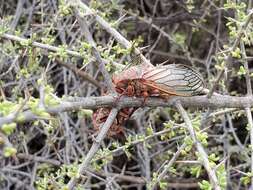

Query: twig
[74,9,115,93]
[72,0,153,67]
[0,33,82,57]
[67,108,118,189]
[0,33,102,88]
[55,59,101,89]
[150,143,187,190]
[241,30,253,188]
[207,108,238,119]
[79,168,200,188]
[227,114,246,153]
[215,0,223,53]
[10,0,25,31]
[94,126,181,162]
[207,10,253,98]
[38,73,46,109]
[0,33,107,90]
[245,108,253,188]
[17,153,61,166]
[240,41,252,96]
[1,95,253,126]
[175,101,221,190]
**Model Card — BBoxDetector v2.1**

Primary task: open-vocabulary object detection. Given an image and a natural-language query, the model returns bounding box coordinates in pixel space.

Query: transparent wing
[112,61,155,83]
[143,64,205,96]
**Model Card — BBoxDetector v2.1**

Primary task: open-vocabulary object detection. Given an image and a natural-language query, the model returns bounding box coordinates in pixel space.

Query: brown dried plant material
[92,107,136,136]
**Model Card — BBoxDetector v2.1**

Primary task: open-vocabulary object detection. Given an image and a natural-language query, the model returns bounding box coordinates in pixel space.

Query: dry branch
[1,95,253,126]
[207,9,253,98]
[67,108,119,189]
[175,102,221,190]
[71,0,153,67]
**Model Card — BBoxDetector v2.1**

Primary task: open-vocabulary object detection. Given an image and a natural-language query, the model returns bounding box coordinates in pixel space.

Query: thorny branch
[71,0,153,67]
[73,8,115,93]
[245,107,253,187]
[150,143,187,190]
[1,95,253,126]
[175,102,221,190]
[207,9,253,98]
[241,36,253,188]
[67,108,119,189]
[0,33,82,57]
[0,33,101,88]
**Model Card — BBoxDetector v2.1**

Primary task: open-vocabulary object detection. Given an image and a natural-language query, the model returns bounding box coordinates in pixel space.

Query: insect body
[112,64,205,99]
[92,63,205,136]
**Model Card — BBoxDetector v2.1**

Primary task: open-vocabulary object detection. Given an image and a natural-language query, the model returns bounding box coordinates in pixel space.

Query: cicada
[112,63,205,99]
[93,63,205,136]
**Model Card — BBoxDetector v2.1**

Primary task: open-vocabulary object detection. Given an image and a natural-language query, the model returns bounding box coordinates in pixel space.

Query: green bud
[2,123,17,135]
[4,147,17,157]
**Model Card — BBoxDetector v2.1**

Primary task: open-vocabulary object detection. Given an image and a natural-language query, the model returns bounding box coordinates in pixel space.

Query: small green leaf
[190,165,202,178]
[159,180,168,190]
[79,109,93,118]
[237,66,246,75]
[198,180,212,190]
[16,114,26,122]
[4,147,17,157]
[208,153,219,162]
[146,126,154,136]
[231,47,241,58]
[2,123,17,135]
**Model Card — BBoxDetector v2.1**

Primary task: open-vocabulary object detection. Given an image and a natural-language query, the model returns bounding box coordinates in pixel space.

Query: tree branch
[67,108,119,189]
[245,107,253,188]
[72,0,153,67]
[73,8,115,93]
[55,59,102,89]
[1,95,253,126]
[150,143,187,190]
[0,33,101,88]
[0,33,82,57]
[175,101,221,190]
[207,9,253,98]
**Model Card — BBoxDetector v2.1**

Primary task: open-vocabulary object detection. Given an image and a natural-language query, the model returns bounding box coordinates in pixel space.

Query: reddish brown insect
[112,63,205,99]
[93,63,205,136]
